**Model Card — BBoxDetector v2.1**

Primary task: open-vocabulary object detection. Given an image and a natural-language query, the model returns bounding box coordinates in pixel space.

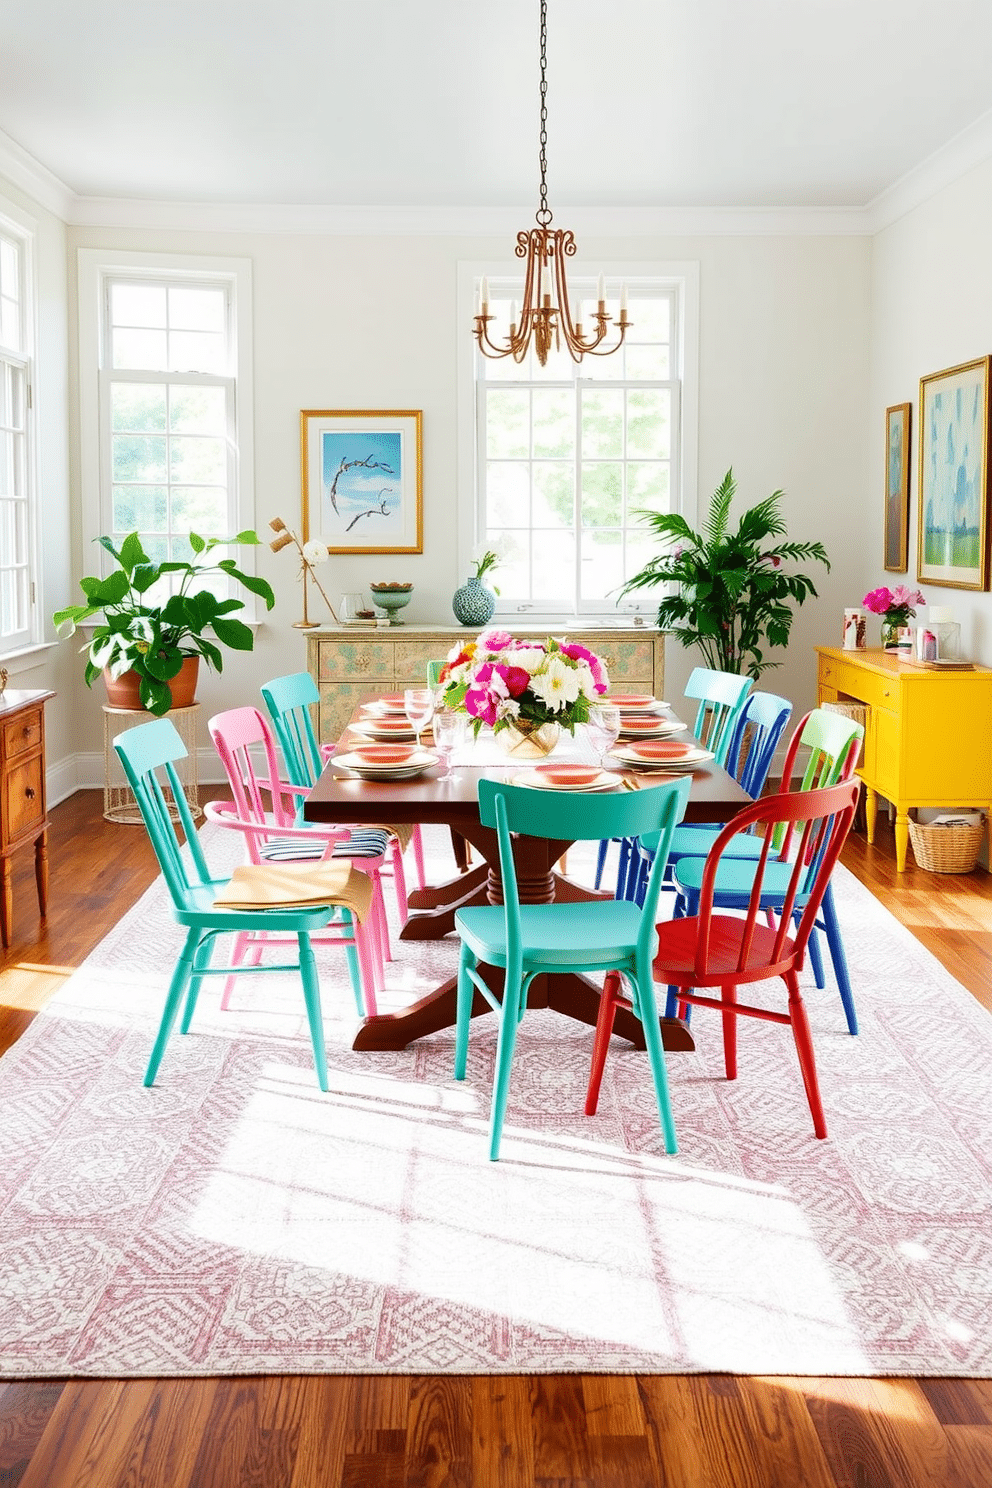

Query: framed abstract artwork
[884,402,911,572]
[300,409,423,554]
[917,357,991,590]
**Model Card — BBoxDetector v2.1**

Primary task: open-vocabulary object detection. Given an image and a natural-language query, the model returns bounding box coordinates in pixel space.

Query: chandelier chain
[537,0,551,225]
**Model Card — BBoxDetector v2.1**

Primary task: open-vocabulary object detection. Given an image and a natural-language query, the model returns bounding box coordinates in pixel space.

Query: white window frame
[0,203,40,657]
[77,249,258,604]
[457,259,699,621]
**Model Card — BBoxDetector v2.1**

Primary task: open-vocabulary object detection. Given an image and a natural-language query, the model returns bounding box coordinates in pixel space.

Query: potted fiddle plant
[53,530,275,715]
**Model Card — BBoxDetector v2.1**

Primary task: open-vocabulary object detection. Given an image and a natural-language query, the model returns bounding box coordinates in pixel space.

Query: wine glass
[432,709,466,779]
[586,704,622,768]
[404,687,435,749]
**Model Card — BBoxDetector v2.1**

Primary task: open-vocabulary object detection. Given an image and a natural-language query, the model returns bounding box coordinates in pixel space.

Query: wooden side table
[0,688,55,948]
[103,704,203,824]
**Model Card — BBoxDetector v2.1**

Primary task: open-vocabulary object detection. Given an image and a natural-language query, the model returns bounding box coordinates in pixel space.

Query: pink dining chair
[206,706,396,1014]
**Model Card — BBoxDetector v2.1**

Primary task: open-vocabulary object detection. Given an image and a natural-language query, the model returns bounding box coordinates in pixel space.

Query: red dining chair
[586,778,860,1140]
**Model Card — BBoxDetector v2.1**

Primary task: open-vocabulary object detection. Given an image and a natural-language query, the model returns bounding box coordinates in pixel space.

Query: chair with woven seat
[207,705,390,1008]
[454,774,692,1161]
[624,690,793,905]
[665,706,864,1035]
[114,717,373,1091]
[595,666,754,896]
[586,778,861,1139]
[261,670,427,908]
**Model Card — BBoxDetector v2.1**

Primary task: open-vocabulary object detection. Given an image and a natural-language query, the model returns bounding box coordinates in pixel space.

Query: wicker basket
[822,701,868,763]
[907,813,985,873]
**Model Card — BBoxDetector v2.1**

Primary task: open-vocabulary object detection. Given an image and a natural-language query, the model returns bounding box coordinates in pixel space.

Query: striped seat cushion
[259,827,391,863]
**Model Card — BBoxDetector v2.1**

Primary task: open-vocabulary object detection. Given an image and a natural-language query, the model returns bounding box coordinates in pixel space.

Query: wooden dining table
[304,712,750,1054]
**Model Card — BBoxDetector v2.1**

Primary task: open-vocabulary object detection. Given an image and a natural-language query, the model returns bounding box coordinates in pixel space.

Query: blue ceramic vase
[451,575,496,626]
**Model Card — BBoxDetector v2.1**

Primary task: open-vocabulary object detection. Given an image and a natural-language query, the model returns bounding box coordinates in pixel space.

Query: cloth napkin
[212,861,373,920]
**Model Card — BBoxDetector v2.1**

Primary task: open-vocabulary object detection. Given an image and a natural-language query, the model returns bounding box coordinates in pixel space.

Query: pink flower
[760,553,783,568]
[494,662,530,698]
[862,586,894,615]
[560,642,608,693]
[477,627,515,653]
[890,585,925,609]
[464,685,500,726]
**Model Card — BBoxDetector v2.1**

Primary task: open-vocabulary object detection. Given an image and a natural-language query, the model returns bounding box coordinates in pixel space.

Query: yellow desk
[816,646,992,871]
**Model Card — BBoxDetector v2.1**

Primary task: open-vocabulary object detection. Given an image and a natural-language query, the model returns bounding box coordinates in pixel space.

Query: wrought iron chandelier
[473,0,630,367]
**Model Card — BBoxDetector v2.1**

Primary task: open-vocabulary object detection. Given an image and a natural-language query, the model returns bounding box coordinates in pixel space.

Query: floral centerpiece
[862,584,926,649]
[438,628,609,757]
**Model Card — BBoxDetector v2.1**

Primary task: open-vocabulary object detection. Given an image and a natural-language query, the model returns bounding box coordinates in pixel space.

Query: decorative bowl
[369,583,413,625]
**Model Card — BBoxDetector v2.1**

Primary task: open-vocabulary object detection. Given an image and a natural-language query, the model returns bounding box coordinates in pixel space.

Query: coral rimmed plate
[607,694,659,712]
[610,743,714,770]
[511,768,620,792]
[533,763,604,788]
[618,715,684,736]
[626,739,694,761]
[350,718,418,740]
[334,749,438,780]
[349,743,419,766]
[361,695,408,716]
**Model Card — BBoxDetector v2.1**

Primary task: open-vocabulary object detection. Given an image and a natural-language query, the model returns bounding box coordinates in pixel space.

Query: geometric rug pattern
[0,824,991,1377]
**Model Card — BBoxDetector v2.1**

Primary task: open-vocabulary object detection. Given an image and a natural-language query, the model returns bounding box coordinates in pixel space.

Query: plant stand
[103,704,202,824]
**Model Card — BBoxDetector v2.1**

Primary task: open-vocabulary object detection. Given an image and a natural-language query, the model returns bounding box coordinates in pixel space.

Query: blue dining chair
[666,706,864,1035]
[261,670,427,904]
[114,717,372,1091]
[624,691,793,906]
[595,666,754,897]
[454,774,692,1161]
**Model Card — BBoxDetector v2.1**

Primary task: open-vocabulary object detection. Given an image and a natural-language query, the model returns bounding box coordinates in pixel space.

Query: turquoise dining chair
[594,666,754,895]
[261,670,427,902]
[666,707,865,1035]
[114,717,370,1091]
[454,774,692,1161]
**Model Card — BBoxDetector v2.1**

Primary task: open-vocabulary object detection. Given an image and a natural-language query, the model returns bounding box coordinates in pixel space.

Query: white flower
[512,646,547,676]
[529,655,581,712]
[303,540,329,566]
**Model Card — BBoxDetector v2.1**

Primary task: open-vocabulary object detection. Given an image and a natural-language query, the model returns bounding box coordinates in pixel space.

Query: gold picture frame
[917,357,991,591]
[884,401,911,572]
[300,409,423,554]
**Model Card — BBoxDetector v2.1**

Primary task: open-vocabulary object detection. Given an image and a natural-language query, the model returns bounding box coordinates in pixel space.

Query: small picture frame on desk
[300,409,423,555]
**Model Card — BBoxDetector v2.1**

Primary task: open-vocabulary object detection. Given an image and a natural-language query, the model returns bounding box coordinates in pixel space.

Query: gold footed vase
[494,720,561,759]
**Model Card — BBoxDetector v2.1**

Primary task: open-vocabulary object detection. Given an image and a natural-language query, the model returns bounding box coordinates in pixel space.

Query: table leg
[34,829,49,917]
[894,810,910,872]
[865,786,878,844]
[401,862,489,940]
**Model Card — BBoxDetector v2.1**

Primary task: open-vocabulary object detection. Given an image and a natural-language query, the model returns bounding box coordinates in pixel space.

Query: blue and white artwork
[320,430,404,541]
[919,359,989,589]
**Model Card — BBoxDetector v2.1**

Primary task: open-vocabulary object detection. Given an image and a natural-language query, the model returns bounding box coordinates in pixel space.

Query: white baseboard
[49,749,227,804]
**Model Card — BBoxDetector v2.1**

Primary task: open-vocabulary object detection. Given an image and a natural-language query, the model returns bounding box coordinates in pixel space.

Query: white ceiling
[2,0,992,215]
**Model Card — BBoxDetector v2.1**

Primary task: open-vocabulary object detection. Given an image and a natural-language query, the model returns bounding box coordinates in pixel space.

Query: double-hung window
[78,250,254,600]
[0,216,35,652]
[472,272,696,618]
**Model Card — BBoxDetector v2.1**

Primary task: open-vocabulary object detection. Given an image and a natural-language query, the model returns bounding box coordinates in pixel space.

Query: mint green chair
[427,658,445,688]
[114,717,353,1091]
[683,666,753,765]
[454,775,692,1161]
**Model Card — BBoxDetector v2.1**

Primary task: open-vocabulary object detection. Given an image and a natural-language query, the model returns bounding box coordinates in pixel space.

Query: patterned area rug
[1,824,991,1377]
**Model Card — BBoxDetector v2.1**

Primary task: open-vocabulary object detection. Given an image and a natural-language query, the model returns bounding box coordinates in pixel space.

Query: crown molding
[65,196,871,237]
[0,128,74,220]
[867,106,992,233]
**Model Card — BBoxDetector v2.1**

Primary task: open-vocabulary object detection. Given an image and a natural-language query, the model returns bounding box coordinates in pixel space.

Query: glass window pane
[169,435,226,485]
[487,529,530,600]
[627,390,669,459]
[171,485,228,533]
[532,388,573,457]
[113,484,168,533]
[169,330,225,374]
[625,345,670,379]
[581,389,623,458]
[581,462,622,526]
[112,434,167,483]
[169,384,226,435]
[168,286,226,332]
[111,383,167,432]
[534,528,574,588]
[533,462,573,528]
[112,327,168,371]
[1,570,13,636]
[0,240,17,299]
[627,462,670,515]
[0,296,19,353]
[0,500,14,559]
[624,530,662,587]
[0,432,10,496]
[628,299,670,342]
[486,390,530,458]
[111,283,167,329]
[0,366,8,425]
[486,462,530,526]
[581,530,623,601]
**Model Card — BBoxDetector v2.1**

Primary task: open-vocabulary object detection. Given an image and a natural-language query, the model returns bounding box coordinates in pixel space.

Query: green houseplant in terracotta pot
[53,530,275,715]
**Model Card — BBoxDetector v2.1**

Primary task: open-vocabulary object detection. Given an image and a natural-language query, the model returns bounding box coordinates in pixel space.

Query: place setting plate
[360,695,410,718]
[607,694,670,714]
[350,717,418,740]
[617,714,687,738]
[510,763,622,793]
[610,740,715,771]
[334,745,439,780]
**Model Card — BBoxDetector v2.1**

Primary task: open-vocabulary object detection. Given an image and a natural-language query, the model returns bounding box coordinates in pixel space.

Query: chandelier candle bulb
[597,273,605,304]
[480,276,490,310]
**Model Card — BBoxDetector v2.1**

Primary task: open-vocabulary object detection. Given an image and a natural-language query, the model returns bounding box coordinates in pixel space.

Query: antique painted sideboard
[307,626,665,743]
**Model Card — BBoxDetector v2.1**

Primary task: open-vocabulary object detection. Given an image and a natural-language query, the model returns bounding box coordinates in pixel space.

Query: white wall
[870,154,992,660]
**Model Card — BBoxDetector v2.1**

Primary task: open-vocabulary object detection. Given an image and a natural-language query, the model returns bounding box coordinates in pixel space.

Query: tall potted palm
[620,469,830,678]
[53,530,275,715]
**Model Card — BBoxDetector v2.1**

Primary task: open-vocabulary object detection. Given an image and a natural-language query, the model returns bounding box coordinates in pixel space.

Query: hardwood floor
[1,792,990,1487]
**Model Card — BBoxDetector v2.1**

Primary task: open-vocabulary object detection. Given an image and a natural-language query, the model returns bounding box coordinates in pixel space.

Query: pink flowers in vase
[438,630,609,737]
[862,585,926,648]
